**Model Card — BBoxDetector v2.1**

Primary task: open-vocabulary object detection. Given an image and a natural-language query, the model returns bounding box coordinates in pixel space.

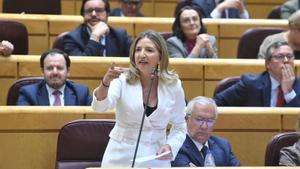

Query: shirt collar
[188,134,209,151]
[269,75,280,90]
[46,84,65,96]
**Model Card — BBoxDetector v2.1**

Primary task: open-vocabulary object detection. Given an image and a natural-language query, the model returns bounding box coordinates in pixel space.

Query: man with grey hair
[172,96,240,167]
[258,10,300,59]
[215,42,300,107]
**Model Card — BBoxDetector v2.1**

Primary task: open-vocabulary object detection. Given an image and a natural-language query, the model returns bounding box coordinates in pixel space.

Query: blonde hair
[125,30,178,84]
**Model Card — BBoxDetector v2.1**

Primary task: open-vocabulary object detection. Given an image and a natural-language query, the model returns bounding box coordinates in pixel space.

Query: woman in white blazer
[92,30,187,167]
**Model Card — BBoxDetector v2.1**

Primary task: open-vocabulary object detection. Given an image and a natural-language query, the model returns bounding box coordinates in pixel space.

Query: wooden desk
[0,13,49,54]
[1,56,300,105]
[0,106,299,169]
[218,19,288,58]
[0,14,290,57]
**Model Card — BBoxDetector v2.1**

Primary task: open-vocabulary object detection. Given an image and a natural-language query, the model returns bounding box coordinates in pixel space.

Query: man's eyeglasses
[272,54,295,61]
[123,1,141,5]
[84,8,106,15]
[193,116,216,127]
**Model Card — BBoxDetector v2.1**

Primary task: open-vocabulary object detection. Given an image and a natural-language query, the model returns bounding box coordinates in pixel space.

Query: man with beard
[16,49,92,106]
[63,0,132,57]
[171,96,240,167]
[259,10,300,59]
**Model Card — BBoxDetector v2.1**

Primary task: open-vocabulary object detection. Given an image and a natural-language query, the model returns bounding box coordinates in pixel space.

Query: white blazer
[92,74,187,167]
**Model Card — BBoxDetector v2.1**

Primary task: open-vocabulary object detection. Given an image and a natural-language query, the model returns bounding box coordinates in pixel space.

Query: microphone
[151,64,159,80]
[131,65,158,168]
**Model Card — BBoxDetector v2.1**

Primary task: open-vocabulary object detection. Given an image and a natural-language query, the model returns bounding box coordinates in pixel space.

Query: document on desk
[132,151,171,163]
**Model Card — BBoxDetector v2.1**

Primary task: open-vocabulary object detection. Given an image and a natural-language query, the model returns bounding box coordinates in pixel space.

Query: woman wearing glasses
[167,6,218,59]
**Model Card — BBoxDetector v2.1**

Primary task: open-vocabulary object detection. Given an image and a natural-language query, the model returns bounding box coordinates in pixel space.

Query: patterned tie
[201,145,208,159]
[276,85,284,107]
[52,90,61,106]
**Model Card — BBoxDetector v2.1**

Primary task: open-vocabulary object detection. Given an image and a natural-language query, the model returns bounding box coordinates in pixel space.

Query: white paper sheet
[132,151,171,163]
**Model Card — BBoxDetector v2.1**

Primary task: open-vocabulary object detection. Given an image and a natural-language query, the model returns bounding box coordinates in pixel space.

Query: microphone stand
[131,66,158,168]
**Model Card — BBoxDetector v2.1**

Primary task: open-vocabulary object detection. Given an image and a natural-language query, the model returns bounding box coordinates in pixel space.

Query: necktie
[276,85,284,107]
[52,90,62,106]
[201,145,208,159]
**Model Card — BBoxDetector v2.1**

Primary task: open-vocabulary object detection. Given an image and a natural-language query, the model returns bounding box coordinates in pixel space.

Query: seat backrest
[52,32,69,51]
[0,19,28,54]
[3,0,61,14]
[267,6,281,19]
[55,119,115,169]
[265,132,299,166]
[237,27,286,59]
[7,77,43,105]
[213,76,240,97]
[159,32,173,41]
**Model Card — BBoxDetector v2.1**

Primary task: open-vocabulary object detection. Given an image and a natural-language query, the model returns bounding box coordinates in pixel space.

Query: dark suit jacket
[16,80,92,106]
[109,8,144,17]
[172,135,240,166]
[192,0,241,18]
[63,24,132,57]
[214,71,300,107]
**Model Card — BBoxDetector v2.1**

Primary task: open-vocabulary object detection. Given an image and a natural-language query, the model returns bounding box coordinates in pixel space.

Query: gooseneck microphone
[131,65,158,168]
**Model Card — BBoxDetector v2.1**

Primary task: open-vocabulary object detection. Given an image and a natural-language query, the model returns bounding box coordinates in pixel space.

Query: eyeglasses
[123,1,141,5]
[272,54,295,61]
[193,116,216,127]
[181,16,200,25]
[84,8,106,15]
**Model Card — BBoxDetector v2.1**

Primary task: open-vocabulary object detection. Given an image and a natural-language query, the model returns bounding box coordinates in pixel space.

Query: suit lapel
[186,136,205,166]
[262,72,271,106]
[37,83,50,105]
[64,85,76,106]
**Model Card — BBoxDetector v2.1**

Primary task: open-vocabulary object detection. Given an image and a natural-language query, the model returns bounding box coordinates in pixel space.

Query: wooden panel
[109,17,135,38]
[0,0,2,13]
[203,19,219,38]
[134,17,173,37]
[170,59,203,79]
[215,132,278,166]
[48,15,82,35]
[0,133,57,169]
[140,2,154,17]
[204,81,218,98]
[0,78,16,105]
[29,36,48,54]
[282,114,298,131]
[154,2,176,17]
[71,79,100,95]
[219,19,288,38]
[0,14,48,55]
[219,39,239,58]
[203,59,265,80]
[0,58,17,76]
[18,56,40,77]
[0,110,84,130]
[70,57,129,78]
[182,81,203,101]
[245,0,286,18]
[61,0,76,15]
[85,110,116,119]
[215,111,281,129]
[247,4,278,19]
